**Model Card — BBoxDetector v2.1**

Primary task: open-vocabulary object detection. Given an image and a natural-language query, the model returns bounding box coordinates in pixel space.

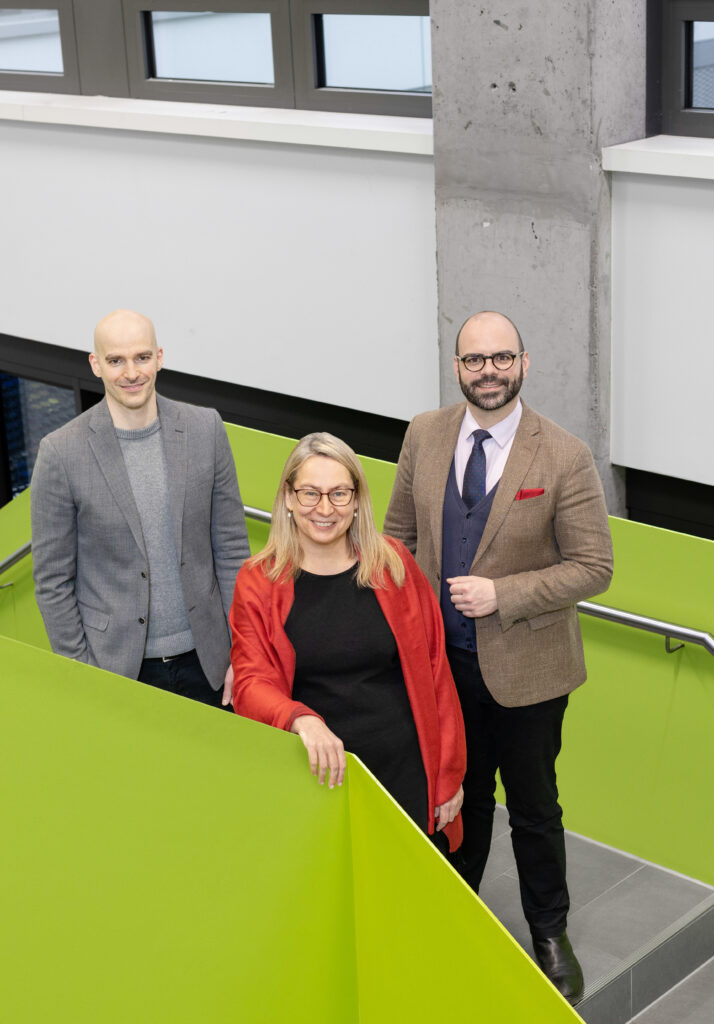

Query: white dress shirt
[454,400,523,498]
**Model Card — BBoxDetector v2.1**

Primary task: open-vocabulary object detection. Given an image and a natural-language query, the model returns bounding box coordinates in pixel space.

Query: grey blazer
[30,395,250,689]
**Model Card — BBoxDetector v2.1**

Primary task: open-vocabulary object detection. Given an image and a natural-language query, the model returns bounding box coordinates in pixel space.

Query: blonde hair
[250,432,405,589]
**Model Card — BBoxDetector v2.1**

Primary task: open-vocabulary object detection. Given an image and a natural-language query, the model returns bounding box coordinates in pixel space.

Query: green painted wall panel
[1,637,358,1023]
[558,618,714,884]
[604,517,714,632]
[225,423,296,517]
[0,486,32,561]
[0,550,50,650]
[0,489,51,649]
[348,763,581,1023]
[2,635,574,1022]
[556,518,713,883]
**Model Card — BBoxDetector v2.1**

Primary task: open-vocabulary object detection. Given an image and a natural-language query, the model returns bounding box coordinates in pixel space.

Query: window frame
[0,1,433,117]
[290,0,431,117]
[121,0,296,108]
[0,0,81,93]
[662,0,714,137]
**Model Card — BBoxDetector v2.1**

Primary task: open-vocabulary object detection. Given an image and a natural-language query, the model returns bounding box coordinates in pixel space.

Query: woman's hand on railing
[435,785,464,831]
[290,715,346,789]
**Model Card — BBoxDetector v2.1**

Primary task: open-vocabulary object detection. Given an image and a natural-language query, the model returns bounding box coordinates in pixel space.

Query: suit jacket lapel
[473,403,541,565]
[427,405,466,563]
[158,395,187,565]
[87,400,146,556]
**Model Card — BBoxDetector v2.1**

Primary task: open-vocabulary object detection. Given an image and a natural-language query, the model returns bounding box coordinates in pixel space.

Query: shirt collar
[460,399,523,449]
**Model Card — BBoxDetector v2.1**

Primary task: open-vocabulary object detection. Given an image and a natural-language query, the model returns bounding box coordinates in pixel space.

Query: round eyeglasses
[456,351,524,372]
[292,487,355,508]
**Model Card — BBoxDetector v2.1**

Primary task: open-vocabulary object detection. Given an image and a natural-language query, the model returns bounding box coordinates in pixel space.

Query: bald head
[89,309,163,429]
[453,310,529,424]
[455,311,523,356]
[93,309,157,358]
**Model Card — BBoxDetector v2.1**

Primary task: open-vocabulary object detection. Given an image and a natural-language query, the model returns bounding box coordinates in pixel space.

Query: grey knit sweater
[116,418,194,658]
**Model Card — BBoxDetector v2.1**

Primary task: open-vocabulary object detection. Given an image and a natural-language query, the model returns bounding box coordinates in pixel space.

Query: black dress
[284,566,429,832]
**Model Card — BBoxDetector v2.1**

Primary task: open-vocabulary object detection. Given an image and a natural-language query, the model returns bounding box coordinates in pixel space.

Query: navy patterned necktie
[461,428,492,507]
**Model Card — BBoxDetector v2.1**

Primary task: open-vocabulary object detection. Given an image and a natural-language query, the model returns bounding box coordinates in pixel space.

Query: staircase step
[629,956,714,1024]
[577,896,714,1023]
[477,806,714,1023]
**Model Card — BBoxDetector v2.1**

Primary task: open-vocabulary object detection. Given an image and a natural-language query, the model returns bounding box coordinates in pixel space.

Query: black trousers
[138,649,233,711]
[447,646,569,939]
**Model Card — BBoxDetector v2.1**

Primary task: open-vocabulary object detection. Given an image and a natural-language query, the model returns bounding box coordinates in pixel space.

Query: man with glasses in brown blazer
[383,311,613,1005]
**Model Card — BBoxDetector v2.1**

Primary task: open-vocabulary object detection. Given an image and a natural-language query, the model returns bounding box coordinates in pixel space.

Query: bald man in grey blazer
[31,310,250,708]
[384,312,613,1005]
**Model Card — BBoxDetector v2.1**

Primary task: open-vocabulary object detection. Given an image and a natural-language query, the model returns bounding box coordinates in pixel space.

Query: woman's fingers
[318,733,346,788]
[435,785,464,829]
[333,743,347,788]
[306,738,320,778]
[292,716,345,788]
[317,737,330,785]
[450,784,464,817]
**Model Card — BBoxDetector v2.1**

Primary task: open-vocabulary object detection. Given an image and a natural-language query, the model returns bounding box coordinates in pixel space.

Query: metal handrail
[243,504,272,525]
[1,511,712,658]
[0,541,31,577]
[577,601,714,657]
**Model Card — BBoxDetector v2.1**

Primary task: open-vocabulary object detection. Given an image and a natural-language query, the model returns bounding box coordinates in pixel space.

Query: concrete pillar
[430,1,647,511]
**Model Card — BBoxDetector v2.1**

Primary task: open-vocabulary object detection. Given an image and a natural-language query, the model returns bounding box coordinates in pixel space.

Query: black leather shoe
[532,931,584,1005]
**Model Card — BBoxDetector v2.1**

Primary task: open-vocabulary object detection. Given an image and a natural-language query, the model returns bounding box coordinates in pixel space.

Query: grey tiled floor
[629,958,714,1024]
[477,806,713,993]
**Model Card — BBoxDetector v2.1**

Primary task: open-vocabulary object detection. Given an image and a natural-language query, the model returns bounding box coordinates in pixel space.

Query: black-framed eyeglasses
[456,351,524,372]
[292,487,356,508]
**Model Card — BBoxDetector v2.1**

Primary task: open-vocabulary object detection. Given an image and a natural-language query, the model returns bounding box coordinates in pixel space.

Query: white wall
[0,119,438,422]
[610,169,714,487]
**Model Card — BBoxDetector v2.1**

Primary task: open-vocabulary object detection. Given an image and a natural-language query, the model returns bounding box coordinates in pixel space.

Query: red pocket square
[515,488,545,501]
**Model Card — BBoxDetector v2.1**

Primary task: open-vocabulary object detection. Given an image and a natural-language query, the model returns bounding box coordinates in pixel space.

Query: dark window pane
[149,11,274,85]
[0,8,63,73]
[692,22,714,110]
[320,14,431,93]
[0,374,75,498]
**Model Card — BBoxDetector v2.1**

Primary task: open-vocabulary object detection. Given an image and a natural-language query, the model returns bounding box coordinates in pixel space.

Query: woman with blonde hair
[230,433,466,850]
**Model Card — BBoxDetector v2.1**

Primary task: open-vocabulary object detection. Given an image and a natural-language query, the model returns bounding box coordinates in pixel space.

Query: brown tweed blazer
[383,402,613,707]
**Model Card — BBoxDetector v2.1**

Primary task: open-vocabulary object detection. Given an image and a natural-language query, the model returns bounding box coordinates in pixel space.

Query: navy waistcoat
[440,459,498,653]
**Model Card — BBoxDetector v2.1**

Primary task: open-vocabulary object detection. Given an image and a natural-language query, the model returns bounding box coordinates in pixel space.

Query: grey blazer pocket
[527,608,568,631]
[78,602,110,632]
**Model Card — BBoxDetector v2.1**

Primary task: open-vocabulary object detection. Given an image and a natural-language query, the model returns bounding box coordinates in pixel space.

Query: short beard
[457,365,524,411]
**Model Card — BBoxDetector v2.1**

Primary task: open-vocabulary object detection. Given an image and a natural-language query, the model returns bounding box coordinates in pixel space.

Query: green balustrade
[1,635,579,1022]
